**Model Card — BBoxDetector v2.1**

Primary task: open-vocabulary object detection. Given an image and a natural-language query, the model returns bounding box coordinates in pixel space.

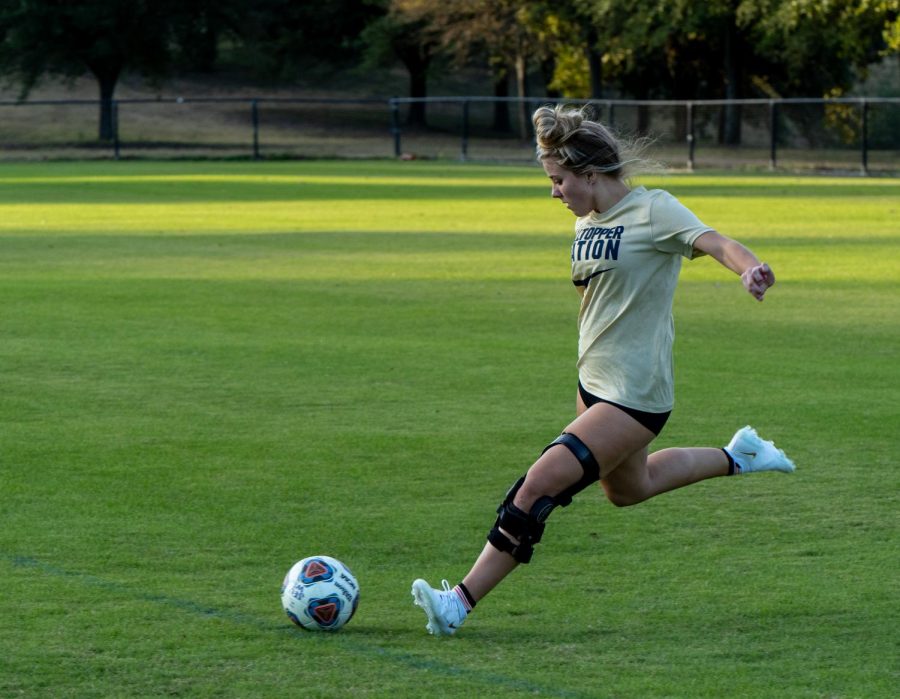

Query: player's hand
[741,263,775,301]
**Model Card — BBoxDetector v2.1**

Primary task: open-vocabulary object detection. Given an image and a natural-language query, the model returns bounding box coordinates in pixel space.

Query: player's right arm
[693,230,775,302]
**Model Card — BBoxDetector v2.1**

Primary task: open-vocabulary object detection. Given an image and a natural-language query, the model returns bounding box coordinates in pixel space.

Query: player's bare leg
[412,440,586,635]
[413,398,794,635]
[601,446,729,507]
[460,404,653,601]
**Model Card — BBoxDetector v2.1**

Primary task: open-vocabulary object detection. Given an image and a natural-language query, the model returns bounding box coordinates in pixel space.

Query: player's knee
[487,433,602,563]
[511,475,554,511]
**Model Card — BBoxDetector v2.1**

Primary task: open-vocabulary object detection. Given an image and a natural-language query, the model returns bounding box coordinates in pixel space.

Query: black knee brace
[486,476,552,564]
[487,433,601,563]
[542,432,601,506]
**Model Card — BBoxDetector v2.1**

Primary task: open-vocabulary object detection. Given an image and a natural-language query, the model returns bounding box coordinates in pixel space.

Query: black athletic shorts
[578,382,671,436]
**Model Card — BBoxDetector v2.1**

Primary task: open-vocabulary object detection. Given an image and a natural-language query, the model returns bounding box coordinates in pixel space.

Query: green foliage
[230,0,384,80]
[0,0,177,92]
[358,0,437,119]
[0,0,241,139]
[0,160,898,698]
[884,1,900,52]
[746,0,896,96]
[546,42,591,98]
[853,56,900,147]
[384,0,898,107]
[0,1,384,135]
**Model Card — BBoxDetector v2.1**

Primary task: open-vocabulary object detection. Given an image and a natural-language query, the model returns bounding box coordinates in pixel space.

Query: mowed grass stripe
[1,160,897,698]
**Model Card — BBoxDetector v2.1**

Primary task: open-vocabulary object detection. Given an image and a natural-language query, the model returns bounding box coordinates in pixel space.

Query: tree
[359,3,438,126]
[746,0,897,95]
[0,0,385,140]
[388,0,549,138]
[0,0,198,140]
[234,0,383,82]
[172,0,233,73]
[572,0,898,143]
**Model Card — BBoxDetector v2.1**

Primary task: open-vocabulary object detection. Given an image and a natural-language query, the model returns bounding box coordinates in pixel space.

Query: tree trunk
[492,70,511,133]
[585,27,603,99]
[673,105,688,142]
[721,18,742,145]
[541,55,560,98]
[515,40,529,140]
[637,105,651,135]
[95,68,120,142]
[397,43,430,127]
[407,64,428,127]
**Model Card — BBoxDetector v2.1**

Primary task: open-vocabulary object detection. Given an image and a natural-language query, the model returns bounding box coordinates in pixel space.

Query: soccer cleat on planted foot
[726,425,796,474]
[411,579,467,636]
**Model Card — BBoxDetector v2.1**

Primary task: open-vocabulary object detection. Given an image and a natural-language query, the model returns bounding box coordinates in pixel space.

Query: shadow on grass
[0,167,896,205]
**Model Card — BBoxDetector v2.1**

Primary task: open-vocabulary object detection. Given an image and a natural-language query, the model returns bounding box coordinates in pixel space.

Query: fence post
[768,100,778,171]
[460,99,470,161]
[860,99,869,175]
[390,99,402,157]
[251,99,260,160]
[686,102,695,172]
[112,99,120,160]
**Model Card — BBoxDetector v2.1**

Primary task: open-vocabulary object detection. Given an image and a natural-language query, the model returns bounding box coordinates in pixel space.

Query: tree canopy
[0,0,237,139]
[377,0,898,139]
[0,0,896,141]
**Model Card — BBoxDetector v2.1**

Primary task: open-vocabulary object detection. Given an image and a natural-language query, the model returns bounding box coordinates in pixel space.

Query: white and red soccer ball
[281,555,359,631]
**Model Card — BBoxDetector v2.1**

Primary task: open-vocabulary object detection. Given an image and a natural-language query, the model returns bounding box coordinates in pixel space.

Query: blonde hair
[533,104,651,180]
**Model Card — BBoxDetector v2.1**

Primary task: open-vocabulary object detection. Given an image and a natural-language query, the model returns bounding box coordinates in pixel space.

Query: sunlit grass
[1,160,897,699]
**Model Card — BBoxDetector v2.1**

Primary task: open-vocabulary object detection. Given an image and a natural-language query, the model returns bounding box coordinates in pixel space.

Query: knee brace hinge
[486,433,601,564]
[487,478,557,564]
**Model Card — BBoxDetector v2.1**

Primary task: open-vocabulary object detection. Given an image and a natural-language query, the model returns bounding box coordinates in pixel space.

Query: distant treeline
[1,1,897,141]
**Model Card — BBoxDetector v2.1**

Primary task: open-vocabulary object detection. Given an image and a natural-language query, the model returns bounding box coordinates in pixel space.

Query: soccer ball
[281,555,360,631]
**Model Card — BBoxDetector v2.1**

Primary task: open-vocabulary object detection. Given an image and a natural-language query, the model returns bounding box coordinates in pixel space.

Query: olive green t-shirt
[572,186,711,413]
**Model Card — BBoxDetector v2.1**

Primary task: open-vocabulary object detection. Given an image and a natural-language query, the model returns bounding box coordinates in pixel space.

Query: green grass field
[1,160,897,698]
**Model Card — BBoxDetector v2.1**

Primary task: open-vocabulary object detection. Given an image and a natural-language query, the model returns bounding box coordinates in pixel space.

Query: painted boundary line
[4,553,592,699]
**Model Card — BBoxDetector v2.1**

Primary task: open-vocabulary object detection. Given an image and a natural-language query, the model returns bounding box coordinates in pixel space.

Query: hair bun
[533,103,650,179]
[533,105,583,150]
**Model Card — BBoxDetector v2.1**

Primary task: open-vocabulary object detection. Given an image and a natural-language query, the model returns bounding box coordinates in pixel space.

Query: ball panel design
[300,559,334,584]
[281,555,359,632]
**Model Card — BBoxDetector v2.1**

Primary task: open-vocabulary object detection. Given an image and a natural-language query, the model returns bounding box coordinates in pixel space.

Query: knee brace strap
[542,432,601,506]
[487,478,557,564]
[486,434,601,564]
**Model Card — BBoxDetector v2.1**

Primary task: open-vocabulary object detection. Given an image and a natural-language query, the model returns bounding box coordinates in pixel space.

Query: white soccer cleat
[726,425,796,474]
[411,579,467,636]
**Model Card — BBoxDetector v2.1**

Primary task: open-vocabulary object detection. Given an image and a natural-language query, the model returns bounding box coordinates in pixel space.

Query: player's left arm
[693,230,775,302]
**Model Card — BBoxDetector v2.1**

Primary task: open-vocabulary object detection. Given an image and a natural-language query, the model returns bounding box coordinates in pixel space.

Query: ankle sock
[454,583,476,611]
[722,447,739,475]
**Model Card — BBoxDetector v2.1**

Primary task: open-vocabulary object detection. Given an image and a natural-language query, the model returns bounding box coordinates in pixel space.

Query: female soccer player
[411,105,795,636]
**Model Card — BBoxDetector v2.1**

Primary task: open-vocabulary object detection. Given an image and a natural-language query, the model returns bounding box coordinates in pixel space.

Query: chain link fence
[0,95,897,174]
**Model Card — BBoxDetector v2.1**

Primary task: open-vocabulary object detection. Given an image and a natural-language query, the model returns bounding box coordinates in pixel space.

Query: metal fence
[391,96,900,174]
[0,95,897,174]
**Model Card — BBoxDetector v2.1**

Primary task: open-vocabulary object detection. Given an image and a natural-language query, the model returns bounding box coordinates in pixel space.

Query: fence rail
[389,96,899,174]
[0,95,897,174]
